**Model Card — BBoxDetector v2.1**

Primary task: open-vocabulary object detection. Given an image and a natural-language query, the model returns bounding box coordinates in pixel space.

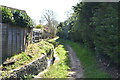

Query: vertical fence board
[17,28,21,53]
[2,24,8,62]
[7,25,12,56]
[0,23,2,64]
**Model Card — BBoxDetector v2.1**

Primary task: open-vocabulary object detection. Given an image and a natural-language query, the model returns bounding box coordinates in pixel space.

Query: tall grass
[62,39,111,78]
[40,44,70,78]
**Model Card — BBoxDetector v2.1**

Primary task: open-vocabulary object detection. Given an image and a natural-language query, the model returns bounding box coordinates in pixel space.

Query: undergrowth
[40,44,70,78]
[61,39,111,78]
[1,40,54,78]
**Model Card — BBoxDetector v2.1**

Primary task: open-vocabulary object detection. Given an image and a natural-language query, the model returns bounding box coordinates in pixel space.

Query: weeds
[40,44,70,78]
[63,40,111,78]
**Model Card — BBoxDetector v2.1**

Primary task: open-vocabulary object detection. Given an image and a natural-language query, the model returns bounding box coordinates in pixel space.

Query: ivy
[1,6,33,28]
[2,7,13,24]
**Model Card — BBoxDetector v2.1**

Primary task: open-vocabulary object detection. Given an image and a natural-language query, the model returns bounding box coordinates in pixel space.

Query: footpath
[66,45,84,78]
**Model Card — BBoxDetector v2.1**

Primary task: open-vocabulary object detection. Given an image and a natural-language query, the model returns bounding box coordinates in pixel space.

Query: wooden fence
[0,23,2,64]
[0,23,32,63]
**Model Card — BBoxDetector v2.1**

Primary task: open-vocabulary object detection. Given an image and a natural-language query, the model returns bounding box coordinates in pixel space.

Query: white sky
[0,0,80,25]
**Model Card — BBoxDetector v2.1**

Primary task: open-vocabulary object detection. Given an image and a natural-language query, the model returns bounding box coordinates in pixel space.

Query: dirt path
[66,45,84,78]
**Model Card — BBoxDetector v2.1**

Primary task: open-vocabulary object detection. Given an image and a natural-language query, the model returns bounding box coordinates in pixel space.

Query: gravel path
[66,45,84,78]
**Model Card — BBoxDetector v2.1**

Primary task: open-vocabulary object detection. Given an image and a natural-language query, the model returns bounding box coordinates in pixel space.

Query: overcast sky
[0,0,80,24]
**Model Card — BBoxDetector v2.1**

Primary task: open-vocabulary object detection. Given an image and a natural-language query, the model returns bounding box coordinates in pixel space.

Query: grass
[2,52,32,71]
[61,39,111,78]
[47,36,59,47]
[1,41,53,70]
[40,44,70,78]
[1,41,54,78]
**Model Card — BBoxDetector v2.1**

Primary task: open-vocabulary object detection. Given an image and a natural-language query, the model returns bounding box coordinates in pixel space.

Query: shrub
[1,6,33,28]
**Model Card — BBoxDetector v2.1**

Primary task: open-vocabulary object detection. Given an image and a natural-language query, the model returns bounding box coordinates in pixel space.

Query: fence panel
[1,24,31,63]
[2,24,8,62]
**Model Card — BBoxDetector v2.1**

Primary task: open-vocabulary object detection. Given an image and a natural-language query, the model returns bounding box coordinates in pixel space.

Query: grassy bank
[0,41,54,78]
[1,41,53,70]
[40,44,70,78]
[61,39,111,78]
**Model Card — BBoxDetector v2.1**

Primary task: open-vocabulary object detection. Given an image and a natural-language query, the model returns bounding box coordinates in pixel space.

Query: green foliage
[1,40,54,78]
[35,24,43,28]
[58,2,119,65]
[57,22,64,37]
[2,7,13,24]
[47,36,59,47]
[40,44,70,78]
[1,71,12,78]
[2,52,32,70]
[1,6,33,28]
[91,3,119,64]
[1,41,54,71]
[26,41,54,57]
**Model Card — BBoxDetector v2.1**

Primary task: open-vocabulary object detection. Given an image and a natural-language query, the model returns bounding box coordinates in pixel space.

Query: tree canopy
[57,2,119,65]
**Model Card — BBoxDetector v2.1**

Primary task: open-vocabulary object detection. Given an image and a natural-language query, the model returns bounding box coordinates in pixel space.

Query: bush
[58,2,119,65]
[35,24,43,28]
[26,41,54,56]
[1,41,54,71]
[92,3,119,64]
[1,6,33,28]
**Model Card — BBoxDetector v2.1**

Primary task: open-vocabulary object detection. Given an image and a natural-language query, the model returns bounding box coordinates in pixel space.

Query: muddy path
[66,45,84,78]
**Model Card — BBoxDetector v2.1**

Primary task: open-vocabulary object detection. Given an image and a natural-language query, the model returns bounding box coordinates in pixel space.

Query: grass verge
[1,41,53,70]
[40,44,70,78]
[61,39,111,78]
[0,41,54,78]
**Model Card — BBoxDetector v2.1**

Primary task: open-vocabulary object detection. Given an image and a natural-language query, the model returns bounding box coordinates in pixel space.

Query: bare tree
[40,10,58,38]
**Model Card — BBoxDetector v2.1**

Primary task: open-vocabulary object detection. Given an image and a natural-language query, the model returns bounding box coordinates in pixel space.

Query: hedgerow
[1,6,33,28]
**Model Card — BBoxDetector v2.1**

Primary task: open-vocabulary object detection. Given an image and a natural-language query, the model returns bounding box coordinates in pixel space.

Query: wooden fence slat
[0,23,2,64]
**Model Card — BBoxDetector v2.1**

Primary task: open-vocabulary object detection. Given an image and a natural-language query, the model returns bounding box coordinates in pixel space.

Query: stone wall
[9,55,50,78]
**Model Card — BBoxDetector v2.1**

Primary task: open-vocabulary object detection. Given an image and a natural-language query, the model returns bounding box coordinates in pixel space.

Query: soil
[66,45,84,78]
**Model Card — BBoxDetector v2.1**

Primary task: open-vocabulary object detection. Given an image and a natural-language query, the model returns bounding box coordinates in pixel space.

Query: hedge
[1,6,33,28]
